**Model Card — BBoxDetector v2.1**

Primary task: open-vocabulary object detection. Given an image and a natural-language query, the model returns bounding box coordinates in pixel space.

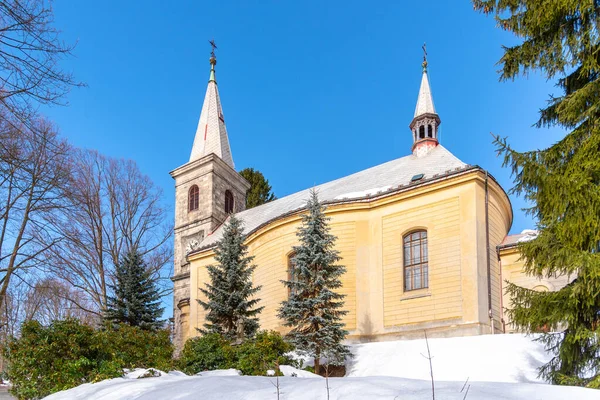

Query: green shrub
[3,319,122,400]
[3,319,175,399]
[236,331,297,375]
[177,331,297,376]
[177,333,236,374]
[100,324,173,372]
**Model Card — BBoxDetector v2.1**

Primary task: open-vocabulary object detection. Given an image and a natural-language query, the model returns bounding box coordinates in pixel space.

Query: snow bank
[279,365,322,378]
[42,334,600,400]
[123,368,166,379]
[347,333,550,383]
[42,375,598,400]
[197,368,241,377]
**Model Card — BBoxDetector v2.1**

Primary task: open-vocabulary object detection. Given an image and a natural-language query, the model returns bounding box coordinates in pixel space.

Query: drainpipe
[485,171,493,334]
[498,249,506,333]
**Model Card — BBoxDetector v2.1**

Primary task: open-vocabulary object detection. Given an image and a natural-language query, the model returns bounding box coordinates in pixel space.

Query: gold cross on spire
[422,42,428,72]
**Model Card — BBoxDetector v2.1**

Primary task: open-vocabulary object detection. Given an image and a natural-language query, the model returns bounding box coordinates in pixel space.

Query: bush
[177,333,236,374]
[3,319,175,400]
[236,331,297,375]
[177,331,297,376]
[3,319,122,400]
[100,324,173,372]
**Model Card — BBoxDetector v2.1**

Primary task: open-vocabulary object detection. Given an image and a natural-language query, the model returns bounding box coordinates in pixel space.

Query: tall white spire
[409,44,441,158]
[414,69,436,118]
[189,44,235,168]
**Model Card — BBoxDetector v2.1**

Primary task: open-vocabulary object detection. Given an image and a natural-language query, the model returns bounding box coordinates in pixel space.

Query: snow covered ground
[43,334,600,400]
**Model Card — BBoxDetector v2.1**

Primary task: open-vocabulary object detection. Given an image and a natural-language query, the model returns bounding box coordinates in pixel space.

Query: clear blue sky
[46,2,562,251]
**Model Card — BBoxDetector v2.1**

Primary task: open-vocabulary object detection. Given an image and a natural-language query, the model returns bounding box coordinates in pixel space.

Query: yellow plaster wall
[486,184,512,332]
[186,171,512,342]
[499,248,572,332]
[382,197,462,327]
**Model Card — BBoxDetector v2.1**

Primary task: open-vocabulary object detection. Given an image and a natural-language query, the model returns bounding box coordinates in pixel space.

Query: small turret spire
[409,44,441,158]
[189,41,235,168]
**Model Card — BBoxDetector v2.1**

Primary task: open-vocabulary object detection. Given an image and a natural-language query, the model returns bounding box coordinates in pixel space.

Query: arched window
[225,190,234,214]
[427,125,433,138]
[287,252,298,298]
[532,285,549,292]
[188,185,199,212]
[403,230,428,291]
[419,125,425,139]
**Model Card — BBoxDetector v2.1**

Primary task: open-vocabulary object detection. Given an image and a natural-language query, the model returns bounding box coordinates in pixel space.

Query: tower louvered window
[225,190,234,214]
[188,185,199,212]
[403,230,428,291]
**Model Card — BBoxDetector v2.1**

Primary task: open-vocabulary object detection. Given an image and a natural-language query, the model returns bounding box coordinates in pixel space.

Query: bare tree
[0,275,95,339]
[423,330,435,400]
[27,278,97,325]
[0,113,70,313]
[0,0,82,122]
[41,149,172,317]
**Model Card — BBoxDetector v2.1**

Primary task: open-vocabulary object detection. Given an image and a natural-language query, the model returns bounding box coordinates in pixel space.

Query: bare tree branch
[40,149,172,316]
[0,0,83,123]
[0,111,70,312]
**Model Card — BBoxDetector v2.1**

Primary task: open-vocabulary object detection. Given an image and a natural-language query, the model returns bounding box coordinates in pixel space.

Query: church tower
[410,48,440,157]
[170,44,250,349]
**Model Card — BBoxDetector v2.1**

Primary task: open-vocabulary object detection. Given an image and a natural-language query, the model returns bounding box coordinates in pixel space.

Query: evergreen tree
[474,1,600,386]
[198,214,263,341]
[239,167,276,209]
[104,249,164,330]
[278,190,350,373]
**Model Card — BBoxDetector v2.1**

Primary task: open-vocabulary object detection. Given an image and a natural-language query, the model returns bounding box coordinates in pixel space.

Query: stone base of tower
[172,271,190,354]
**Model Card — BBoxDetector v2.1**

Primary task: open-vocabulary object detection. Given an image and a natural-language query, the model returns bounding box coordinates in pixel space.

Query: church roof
[414,69,436,118]
[189,57,235,168]
[198,145,469,250]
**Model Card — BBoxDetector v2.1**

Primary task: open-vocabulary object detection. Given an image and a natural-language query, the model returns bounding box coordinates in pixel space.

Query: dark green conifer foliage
[239,167,276,209]
[104,249,164,330]
[278,189,350,373]
[474,1,600,386]
[198,214,264,341]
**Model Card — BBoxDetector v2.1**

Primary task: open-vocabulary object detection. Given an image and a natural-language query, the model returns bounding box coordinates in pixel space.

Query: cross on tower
[421,42,428,71]
[209,39,218,58]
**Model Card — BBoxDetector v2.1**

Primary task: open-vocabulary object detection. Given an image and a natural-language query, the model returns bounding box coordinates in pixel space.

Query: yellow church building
[170,51,569,350]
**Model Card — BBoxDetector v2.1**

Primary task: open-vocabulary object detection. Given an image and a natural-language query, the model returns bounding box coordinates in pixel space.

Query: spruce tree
[474,1,600,386]
[198,214,263,341]
[278,189,350,373]
[104,249,164,330]
[239,167,276,209]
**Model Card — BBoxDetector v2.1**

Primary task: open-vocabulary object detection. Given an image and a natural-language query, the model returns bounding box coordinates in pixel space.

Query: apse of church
[171,45,569,349]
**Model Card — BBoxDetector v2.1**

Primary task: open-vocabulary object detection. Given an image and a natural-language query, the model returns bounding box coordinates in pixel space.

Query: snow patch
[196,368,241,377]
[123,368,166,379]
[347,333,549,383]
[334,186,392,200]
[517,229,539,242]
[279,365,322,378]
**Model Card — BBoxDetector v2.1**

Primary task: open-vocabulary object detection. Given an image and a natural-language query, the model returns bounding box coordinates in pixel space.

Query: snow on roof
[499,229,538,249]
[198,145,468,250]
